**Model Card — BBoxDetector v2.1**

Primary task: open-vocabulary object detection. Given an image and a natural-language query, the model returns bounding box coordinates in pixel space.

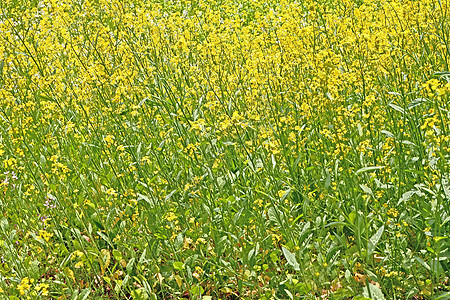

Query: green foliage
[0,0,449,298]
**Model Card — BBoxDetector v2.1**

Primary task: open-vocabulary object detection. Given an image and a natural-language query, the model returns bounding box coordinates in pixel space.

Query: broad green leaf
[268,207,282,227]
[345,269,351,282]
[270,250,279,263]
[285,289,294,300]
[28,260,40,278]
[0,218,8,231]
[127,257,136,274]
[414,256,430,271]
[97,231,114,248]
[79,288,91,300]
[360,184,373,196]
[362,283,385,300]
[71,290,79,300]
[131,288,149,300]
[368,225,384,258]
[190,285,204,296]
[113,249,122,261]
[282,247,300,271]
[139,248,147,264]
[123,274,130,287]
[173,261,185,270]
[348,211,357,224]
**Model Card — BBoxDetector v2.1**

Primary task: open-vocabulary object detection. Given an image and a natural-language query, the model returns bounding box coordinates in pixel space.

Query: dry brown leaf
[354,272,368,283]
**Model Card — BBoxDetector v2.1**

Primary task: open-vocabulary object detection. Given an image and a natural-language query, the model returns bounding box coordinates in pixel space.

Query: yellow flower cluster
[17,277,33,296]
[35,283,50,296]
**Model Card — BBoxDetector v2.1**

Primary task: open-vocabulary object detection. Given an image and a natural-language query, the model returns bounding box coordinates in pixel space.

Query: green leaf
[285,289,294,300]
[348,211,357,225]
[407,98,427,110]
[0,218,8,231]
[388,102,404,114]
[190,285,204,296]
[432,71,450,76]
[368,225,384,258]
[430,258,444,277]
[432,292,450,300]
[165,190,177,201]
[28,260,40,278]
[131,289,149,300]
[79,288,91,300]
[282,247,300,271]
[137,193,154,207]
[139,248,147,264]
[123,274,130,287]
[249,242,260,266]
[270,250,279,263]
[268,207,282,227]
[59,243,69,256]
[127,257,136,274]
[97,231,114,248]
[345,269,351,282]
[325,221,350,228]
[113,249,122,261]
[414,256,430,271]
[380,130,395,138]
[173,261,185,270]
[362,283,386,300]
[355,166,385,175]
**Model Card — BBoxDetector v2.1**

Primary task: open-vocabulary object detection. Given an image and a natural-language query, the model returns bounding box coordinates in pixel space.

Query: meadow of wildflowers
[0,0,449,298]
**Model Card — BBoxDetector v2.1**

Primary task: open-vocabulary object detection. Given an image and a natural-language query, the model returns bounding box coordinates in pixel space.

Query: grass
[0,0,449,298]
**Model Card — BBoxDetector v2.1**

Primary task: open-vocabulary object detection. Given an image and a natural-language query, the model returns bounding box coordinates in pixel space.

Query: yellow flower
[17,277,33,296]
[104,134,115,146]
[196,238,207,245]
[194,266,204,275]
[35,283,50,296]
[190,118,206,132]
[253,199,264,208]
[165,212,177,222]
[278,190,287,198]
[387,208,399,218]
